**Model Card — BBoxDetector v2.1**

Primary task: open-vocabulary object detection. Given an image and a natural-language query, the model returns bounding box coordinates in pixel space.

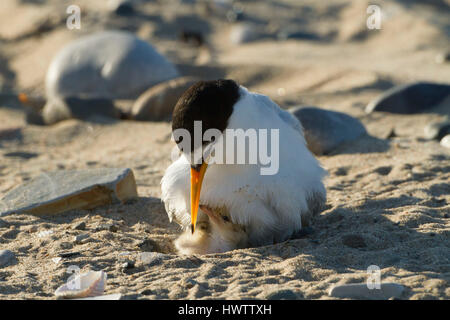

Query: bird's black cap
[172,79,240,157]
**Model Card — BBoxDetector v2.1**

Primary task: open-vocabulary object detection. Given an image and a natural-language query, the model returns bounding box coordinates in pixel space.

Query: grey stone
[266,289,299,300]
[289,106,367,155]
[42,97,120,125]
[0,168,138,217]
[108,0,134,16]
[424,121,450,140]
[73,222,86,231]
[45,31,179,101]
[329,283,405,300]
[365,82,450,114]
[0,250,17,268]
[95,223,119,232]
[435,51,450,64]
[0,218,9,229]
[132,77,199,121]
[136,238,161,252]
[3,152,39,160]
[230,24,266,44]
[440,134,450,149]
[138,252,166,267]
[73,234,89,244]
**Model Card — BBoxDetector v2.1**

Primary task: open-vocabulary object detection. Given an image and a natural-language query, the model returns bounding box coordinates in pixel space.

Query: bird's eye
[222,215,230,222]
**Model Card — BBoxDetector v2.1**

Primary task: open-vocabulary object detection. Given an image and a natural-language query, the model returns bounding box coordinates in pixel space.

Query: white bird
[161,79,327,254]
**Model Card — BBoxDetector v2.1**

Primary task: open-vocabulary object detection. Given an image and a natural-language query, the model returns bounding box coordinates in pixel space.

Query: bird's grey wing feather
[254,93,304,137]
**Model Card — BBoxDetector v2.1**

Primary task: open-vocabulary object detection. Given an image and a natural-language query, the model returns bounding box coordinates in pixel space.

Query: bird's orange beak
[190,162,208,234]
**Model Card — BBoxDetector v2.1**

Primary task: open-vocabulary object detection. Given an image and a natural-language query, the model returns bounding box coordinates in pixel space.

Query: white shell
[55,270,107,299]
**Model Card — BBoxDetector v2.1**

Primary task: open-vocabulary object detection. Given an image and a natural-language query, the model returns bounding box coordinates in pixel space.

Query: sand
[0,0,449,299]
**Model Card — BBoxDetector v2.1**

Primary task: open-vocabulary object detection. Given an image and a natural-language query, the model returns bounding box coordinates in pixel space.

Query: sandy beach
[0,0,449,299]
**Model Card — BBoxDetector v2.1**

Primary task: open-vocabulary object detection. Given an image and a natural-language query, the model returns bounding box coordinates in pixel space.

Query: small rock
[52,257,62,264]
[73,222,86,231]
[136,239,161,252]
[178,30,204,47]
[435,51,450,64]
[132,77,199,121]
[182,278,198,289]
[121,261,135,272]
[95,223,119,232]
[0,168,138,217]
[59,242,73,250]
[25,225,38,233]
[0,218,9,229]
[277,27,320,41]
[230,24,266,44]
[289,106,367,155]
[440,135,450,149]
[0,250,17,268]
[38,230,54,238]
[140,289,153,296]
[58,251,80,258]
[365,82,450,114]
[3,152,39,160]
[266,289,299,300]
[73,234,89,244]
[329,283,405,299]
[42,97,120,125]
[138,252,166,267]
[424,121,450,140]
[342,234,366,248]
[108,0,134,16]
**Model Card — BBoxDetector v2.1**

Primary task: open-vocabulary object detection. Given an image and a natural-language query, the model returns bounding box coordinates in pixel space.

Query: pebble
[95,223,119,232]
[265,289,299,300]
[59,242,73,250]
[3,152,39,160]
[289,106,367,155]
[73,234,89,244]
[121,261,135,272]
[73,222,86,231]
[108,0,134,16]
[440,134,450,149]
[132,76,199,121]
[0,250,17,268]
[37,230,54,238]
[42,97,120,125]
[58,251,80,258]
[138,252,166,267]
[329,283,405,299]
[365,82,450,114]
[230,24,266,44]
[0,218,8,229]
[435,51,450,64]
[424,121,450,140]
[136,239,161,252]
[45,31,179,101]
[277,28,320,41]
[0,168,138,217]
